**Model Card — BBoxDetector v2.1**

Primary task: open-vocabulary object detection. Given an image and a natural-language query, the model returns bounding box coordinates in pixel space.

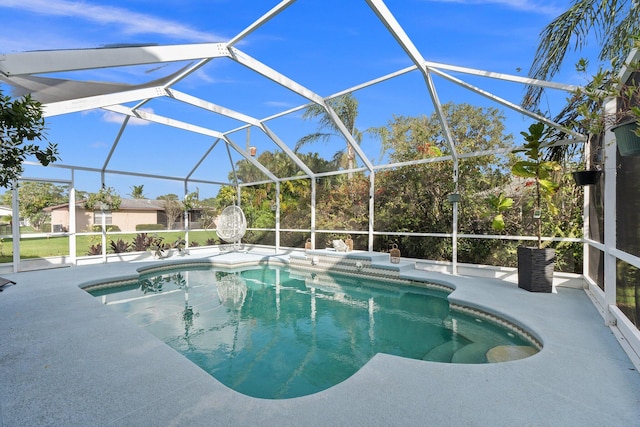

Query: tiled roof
[45,198,171,211]
[119,199,167,210]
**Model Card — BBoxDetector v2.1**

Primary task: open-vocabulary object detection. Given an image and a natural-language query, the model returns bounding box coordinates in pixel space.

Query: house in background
[0,205,11,218]
[0,205,12,235]
[44,199,203,233]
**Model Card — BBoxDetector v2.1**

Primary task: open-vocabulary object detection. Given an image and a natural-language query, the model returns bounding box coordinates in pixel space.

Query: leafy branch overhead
[0,90,60,188]
[571,57,640,136]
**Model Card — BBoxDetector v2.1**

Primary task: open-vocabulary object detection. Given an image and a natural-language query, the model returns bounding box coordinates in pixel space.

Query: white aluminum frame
[1,0,639,362]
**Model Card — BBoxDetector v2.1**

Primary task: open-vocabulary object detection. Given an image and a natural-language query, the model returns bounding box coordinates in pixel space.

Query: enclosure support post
[582,138,592,280]
[69,170,77,266]
[11,182,20,273]
[451,159,459,275]
[369,172,375,252]
[603,98,617,326]
[184,181,189,252]
[275,181,281,251]
[311,178,316,250]
[100,173,107,264]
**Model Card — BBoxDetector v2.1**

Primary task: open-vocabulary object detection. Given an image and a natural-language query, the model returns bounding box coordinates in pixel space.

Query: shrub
[136,224,164,231]
[190,241,199,247]
[109,239,131,253]
[132,233,153,251]
[91,225,121,232]
[206,238,219,245]
[87,243,102,256]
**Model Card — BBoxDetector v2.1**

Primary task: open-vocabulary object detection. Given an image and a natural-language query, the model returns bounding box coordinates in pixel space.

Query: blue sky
[0,0,590,199]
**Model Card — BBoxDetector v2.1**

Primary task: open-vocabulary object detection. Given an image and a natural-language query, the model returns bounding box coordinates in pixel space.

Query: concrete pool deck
[1,250,639,426]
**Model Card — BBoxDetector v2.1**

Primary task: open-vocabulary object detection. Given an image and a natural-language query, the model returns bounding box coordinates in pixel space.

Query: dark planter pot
[571,170,601,186]
[517,246,555,293]
[611,120,640,156]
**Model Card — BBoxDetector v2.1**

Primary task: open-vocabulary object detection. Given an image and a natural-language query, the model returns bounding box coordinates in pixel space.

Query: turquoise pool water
[88,266,538,399]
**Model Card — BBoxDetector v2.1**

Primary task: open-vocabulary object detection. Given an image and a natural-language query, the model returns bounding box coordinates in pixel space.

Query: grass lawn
[0,230,220,264]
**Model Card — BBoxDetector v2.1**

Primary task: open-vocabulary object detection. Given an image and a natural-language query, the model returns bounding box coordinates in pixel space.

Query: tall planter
[517,246,555,293]
[612,120,640,156]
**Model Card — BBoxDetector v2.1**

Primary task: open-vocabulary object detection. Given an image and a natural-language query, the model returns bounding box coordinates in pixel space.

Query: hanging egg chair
[216,205,247,247]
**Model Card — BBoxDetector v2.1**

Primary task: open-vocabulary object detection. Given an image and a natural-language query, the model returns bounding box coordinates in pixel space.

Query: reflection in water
[216,274,247,310]
[91,266,539,399]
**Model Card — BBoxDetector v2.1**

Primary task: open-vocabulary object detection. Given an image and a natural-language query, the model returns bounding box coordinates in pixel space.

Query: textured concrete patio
[1,250,639,426]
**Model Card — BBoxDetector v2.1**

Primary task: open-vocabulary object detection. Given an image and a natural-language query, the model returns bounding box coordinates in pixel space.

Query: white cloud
[102,108,154,126]
[0,0,221,42]
[90,141,109,148]
[422,0,563,16]
[264,101,294,108]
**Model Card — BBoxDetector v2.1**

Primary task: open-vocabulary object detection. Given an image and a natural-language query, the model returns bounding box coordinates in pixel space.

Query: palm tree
[524,0,639,110]
[295,93,362,178]
[130,184,145,199]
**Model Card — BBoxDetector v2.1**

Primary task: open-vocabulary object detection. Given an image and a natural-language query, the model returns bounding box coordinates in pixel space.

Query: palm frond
[294,132,333,152]
[523,0,629,110]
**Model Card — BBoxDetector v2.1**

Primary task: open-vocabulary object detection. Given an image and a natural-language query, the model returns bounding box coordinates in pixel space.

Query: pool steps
[288,249,543,352]
[290,250,421,278]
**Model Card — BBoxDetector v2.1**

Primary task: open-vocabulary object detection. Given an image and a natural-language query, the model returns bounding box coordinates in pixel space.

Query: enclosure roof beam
[226,47,366,173]
[0,43,230,76]
[130,59,214,113]
[222,135,280,183]
[425,61,580,92]
[102,116,130,175]
[186,139,222,182]
[260,123,316,178]
[43,86,168,117]
[228,47,326,105]
[310,167,369,179]
[22,161,229,186]
[227,0,298,47]
[103,105,225,139]
[322,103,374,172]
[429,67,587,141]
[365,0,459,160]
[165,88,315,179]
[166,89,262,127]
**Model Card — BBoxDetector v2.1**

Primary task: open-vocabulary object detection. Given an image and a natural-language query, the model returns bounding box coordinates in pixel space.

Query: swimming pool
[87,264,539,399]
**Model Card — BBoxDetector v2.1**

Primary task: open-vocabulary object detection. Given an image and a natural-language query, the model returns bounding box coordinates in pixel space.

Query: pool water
[89,266,538,399]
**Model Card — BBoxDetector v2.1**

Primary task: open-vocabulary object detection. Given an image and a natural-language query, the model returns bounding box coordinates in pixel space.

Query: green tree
[129,185,145,199]
[1,90,60,189]
[372,103,515,262]
[157,194,182,229]
[219,150,331,246]
[84,186,121,211]
[1,182,66,231]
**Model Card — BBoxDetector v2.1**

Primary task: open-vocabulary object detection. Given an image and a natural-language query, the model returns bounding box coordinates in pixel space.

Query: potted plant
[511,122,561,292]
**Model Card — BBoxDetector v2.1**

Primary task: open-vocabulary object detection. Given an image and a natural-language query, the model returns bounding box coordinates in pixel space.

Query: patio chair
[216,205,247,250]
[0,277,16,292]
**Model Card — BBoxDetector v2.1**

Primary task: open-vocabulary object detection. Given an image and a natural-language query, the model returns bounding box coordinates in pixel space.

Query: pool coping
[1,250,639,426]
